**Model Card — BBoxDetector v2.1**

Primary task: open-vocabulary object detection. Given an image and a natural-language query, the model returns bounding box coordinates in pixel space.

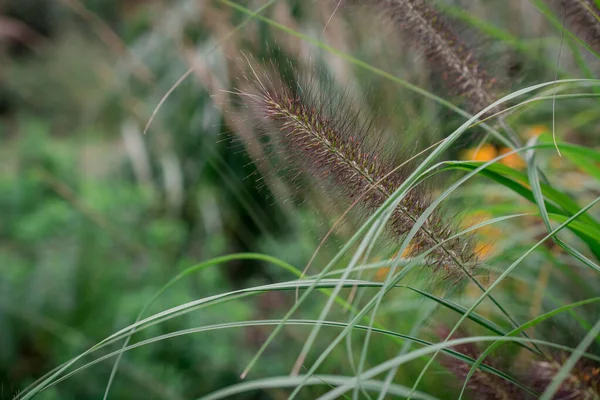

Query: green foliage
[2,0,600,399]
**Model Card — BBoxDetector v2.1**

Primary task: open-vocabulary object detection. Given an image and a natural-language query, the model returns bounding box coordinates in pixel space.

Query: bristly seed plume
[436,327,600,399]
[530,355,600,399]
[236,61,478,279]
[553,0,600,54]
[355,0,497,114]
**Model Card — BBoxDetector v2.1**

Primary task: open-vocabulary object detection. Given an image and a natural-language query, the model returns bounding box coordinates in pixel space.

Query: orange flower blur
[461,144,497,162]
[498,148,526,169]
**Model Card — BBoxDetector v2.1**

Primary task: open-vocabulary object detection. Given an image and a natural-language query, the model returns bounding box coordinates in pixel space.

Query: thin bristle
[238,61,478,279]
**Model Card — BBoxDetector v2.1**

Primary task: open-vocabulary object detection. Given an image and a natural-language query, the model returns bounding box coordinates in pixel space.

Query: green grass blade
[526,136,600,273]
[34,319,530,397]
[406,194,600,399]
[317,336,600,400]
[198,375,439,400]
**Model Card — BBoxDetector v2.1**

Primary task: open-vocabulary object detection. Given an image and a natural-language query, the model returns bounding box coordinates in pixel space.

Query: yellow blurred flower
[388,243,418,259]
[461,211,498,261]
[460,144,497,162]
[374,267,391,282]
[461,211,502,239]
[498,147,526,169]
[525,125,548,138]
[462,210,492,227]
[373,244,417,281]
[474,242,494,259]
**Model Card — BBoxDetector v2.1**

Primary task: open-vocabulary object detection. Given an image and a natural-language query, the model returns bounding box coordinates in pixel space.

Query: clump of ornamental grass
[551,0,600,54]
[348,0,497,115]
[233,60,479,280]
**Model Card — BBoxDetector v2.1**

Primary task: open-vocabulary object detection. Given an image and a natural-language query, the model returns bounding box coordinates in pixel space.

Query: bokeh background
[2,0,599,399]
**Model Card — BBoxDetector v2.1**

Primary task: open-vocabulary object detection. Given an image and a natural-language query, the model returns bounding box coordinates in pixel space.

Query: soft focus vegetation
[1,0,600,399]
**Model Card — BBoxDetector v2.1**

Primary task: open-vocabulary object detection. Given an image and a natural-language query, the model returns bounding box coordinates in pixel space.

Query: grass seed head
[348,0,497,114]
[435,326,529,400]
[235,59,479,280]
[555,0,600,54]
[530,355,600,400]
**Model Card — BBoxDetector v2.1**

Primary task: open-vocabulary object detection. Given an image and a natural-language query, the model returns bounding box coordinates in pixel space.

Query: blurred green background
[1,1,308,398]
[2,0,600,399]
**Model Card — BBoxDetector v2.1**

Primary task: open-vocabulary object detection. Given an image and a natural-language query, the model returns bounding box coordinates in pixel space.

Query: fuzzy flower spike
[555,0,600,54]
[363,0,497,114]
[236,61,478,279]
